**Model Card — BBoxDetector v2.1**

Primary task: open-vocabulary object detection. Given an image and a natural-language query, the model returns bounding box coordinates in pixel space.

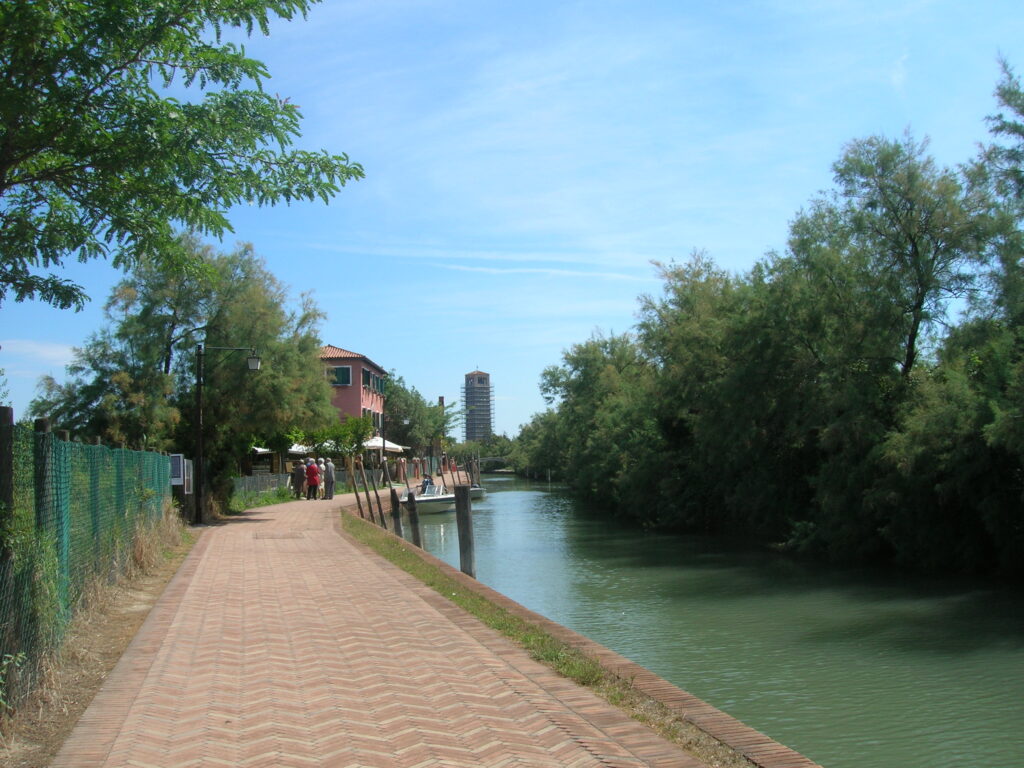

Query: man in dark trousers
[290,460,305,499]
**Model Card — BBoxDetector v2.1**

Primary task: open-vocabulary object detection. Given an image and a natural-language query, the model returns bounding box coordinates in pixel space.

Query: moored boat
[401,484,456,513]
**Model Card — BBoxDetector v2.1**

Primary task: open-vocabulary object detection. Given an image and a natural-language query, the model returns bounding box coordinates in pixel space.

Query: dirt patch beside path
[0,532,195,768]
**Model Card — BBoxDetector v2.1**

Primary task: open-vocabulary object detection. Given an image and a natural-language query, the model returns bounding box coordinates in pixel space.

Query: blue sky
[2,0,1023,436]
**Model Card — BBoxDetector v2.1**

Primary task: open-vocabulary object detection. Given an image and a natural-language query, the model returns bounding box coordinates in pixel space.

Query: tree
[30,235,338,500]
[0,0,363,311]
[382,374,459,458]
[182,245,337,507]
[538,331,660,513]
[508,410,566,480]
[823,134,992,378]
[986,59,1024,203]
[31,328,181,450]
[295,415,373,460]
[866,61,1024,575]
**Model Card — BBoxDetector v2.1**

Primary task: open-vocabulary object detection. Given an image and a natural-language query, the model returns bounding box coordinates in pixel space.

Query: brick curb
[337,505,823,768]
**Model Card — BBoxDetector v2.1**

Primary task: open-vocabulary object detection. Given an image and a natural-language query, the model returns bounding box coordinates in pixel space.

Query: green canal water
[404,475,1024,768]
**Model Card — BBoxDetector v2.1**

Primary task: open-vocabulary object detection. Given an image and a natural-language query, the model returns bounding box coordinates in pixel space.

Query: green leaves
[514,97,1024,575]
[0,0,362,310]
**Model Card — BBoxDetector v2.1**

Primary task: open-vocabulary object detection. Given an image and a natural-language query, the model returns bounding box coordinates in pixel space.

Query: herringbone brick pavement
[51,498,706,767]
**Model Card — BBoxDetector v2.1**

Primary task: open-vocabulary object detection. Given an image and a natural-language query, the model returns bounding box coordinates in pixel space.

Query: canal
[401,474,1024,768]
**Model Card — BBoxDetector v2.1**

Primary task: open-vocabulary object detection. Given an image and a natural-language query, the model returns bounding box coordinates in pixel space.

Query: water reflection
[399,475,1024,768]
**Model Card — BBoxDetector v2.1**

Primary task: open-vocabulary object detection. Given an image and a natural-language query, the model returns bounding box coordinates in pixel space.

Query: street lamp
[194,344,261,524]
[379,374,389,468]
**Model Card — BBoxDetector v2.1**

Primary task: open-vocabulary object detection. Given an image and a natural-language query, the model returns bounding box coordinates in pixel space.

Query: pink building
[320,345,386,430]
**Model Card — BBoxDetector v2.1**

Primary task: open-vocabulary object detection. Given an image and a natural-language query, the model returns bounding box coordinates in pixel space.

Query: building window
[477,376,486,385]
[329,366,352,386]
[361,368,385,393]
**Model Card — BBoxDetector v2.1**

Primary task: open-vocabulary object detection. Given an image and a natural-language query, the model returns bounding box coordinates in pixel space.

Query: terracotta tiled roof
[320,344,361,360]
[320,345,386,374]
[466,370,488,377]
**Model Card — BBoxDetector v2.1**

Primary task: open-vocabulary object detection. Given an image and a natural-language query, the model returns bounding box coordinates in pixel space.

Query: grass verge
[341,511,755,768]
[227,485,295,514]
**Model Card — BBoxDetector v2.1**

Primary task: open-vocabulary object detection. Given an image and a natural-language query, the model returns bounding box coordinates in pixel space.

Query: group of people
[289,457,336,500]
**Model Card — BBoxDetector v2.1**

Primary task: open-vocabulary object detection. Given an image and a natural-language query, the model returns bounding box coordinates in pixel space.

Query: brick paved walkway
[51,498,706,767]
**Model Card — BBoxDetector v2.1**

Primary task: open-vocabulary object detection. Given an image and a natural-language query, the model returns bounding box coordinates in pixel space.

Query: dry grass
[0,504,193,766]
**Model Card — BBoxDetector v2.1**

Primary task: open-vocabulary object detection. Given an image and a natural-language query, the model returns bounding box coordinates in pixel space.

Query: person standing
[317,458,326,499]
[305,458,320,500]
[323,458,336,499]
[290,460,305,499]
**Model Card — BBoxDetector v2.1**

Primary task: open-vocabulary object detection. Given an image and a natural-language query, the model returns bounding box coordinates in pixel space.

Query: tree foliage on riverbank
[511,64,1024,579]
[30,234,337,503]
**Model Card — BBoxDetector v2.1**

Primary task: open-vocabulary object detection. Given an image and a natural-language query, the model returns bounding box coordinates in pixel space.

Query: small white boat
[401,484,456,514]
[469,484,487,501]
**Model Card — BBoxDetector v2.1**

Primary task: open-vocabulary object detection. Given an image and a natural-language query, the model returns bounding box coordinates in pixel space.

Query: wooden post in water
[367,462,386,529]
[454,485,475,578]
[349,456,365,518]
[406,493,422,548]
[357,459,379,526]
[389,486,404,538]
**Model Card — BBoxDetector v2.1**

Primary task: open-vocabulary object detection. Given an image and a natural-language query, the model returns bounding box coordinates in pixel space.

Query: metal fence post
[0,407,14,595]
[90,437,101,560]
[54,430,70,613]
[33,418,51,533]
[0,407,13,536]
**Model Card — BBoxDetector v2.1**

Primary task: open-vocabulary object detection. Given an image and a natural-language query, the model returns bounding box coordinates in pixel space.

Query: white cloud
[432,263,654,282]
[1,339,76,366]
[891,53,910,93]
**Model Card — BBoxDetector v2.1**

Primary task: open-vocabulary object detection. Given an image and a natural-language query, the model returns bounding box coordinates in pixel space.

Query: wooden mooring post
[349,457,365,518]
[454,485,475,578]
[367,463,385,527]
[397,458,422,546]
[389,487,404,539]
[357,459,382,528]
[406,493,422,548]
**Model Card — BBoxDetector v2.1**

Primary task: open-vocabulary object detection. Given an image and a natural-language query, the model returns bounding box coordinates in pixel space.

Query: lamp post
[379,374,389,468]
[194,344,261,524]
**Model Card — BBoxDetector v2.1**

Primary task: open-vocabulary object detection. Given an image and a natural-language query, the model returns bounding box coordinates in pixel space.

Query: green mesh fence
[0,423,170,712]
